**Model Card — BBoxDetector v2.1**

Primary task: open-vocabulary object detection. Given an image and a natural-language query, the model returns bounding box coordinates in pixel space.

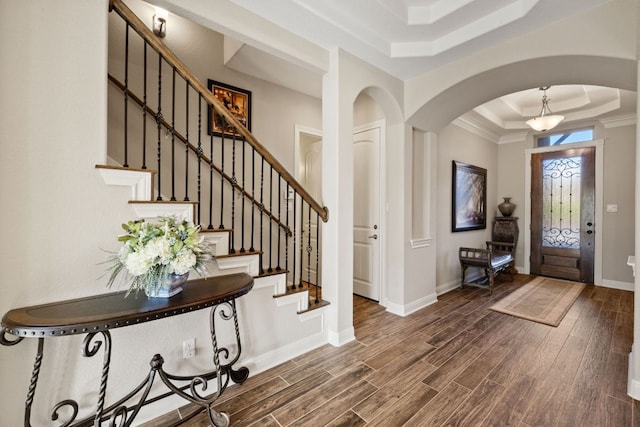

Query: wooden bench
[459,241,515,294]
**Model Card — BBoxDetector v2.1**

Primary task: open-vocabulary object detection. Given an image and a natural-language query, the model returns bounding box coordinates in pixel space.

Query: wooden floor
[148,274,638,426]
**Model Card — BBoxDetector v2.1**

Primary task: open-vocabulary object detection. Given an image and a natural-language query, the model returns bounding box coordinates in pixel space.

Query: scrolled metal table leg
[24,338,45,427]
[0,329,24,346]
[82,330,112,426]
[207,408,230,427]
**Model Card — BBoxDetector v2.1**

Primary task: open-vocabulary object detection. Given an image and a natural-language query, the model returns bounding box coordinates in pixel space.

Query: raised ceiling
[463,85,637,142]
[227,0,612,79]
[163,0,634,139]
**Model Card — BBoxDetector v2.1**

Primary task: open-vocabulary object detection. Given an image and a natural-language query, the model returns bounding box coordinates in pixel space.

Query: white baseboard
[600,279,634,292]
[135,331,328,424]
[436,270,484,297]
[327,326,355,346]
[436,279,462,296]
[242,330,328,374]
[386,293,438,317]
[629,348,640,399]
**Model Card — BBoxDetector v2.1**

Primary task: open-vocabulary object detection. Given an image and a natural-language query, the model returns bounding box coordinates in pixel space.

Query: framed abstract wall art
[452,160,487,232]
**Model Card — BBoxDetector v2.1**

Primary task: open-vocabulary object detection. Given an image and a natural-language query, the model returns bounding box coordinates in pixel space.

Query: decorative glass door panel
[542,156,581,249]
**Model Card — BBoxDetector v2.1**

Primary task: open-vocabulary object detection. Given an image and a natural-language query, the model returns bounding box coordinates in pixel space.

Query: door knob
[368,234,378,239]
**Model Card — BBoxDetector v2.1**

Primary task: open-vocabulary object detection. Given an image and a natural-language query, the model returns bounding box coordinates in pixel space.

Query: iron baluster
[299,197,305,288]
[183,82,190,201]
[230,131,237,253]
[249,146,256,253]
[196,94,203,225]
[292,191,297,289]
[277,176,282,271]
[285,182,290,288]
[170,67,177,201]
[219,117,225,230]
[268,165,273,272]
[315,211,320,303]
[141,42,147,170]
[123,24,129,168]
[258,156,264,270]
[155,54,163,201]
[208,130,214,229]
[240,137,246,253]
[307,202,312,289]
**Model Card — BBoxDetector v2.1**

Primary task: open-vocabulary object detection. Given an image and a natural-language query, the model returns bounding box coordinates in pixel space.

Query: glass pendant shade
[526,114,565,132]
[527,87,564,132]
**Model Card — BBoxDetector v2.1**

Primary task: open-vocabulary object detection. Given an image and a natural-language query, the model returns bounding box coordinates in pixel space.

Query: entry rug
[489,276,586,327]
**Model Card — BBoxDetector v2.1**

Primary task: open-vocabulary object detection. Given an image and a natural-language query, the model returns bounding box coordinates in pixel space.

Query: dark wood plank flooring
[145,274,638,426]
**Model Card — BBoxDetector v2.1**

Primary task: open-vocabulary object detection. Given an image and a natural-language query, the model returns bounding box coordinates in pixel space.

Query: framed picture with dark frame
[452,160,487,232]
[207,80,251,137]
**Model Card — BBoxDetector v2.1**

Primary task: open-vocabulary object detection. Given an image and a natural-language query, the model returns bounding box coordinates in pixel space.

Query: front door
[530,147,595,282]
[353,127,381,301]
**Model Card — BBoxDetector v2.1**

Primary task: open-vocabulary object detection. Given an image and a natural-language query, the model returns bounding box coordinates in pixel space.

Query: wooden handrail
[108,74,292,236]
[109,0,328,223]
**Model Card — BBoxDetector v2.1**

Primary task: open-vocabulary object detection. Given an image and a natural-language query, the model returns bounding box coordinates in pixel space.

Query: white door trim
[294,124,322,182]
[523,139,603,284]
[294,120,388,306]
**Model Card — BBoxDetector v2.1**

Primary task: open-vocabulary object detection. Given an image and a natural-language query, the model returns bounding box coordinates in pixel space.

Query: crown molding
[452,114,499,143]
[599,114,636,128]
[498,131,529,145]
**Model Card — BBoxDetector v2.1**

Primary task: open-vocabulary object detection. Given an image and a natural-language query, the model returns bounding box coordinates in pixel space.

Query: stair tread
[298,299,330,314]
[96,164,157,174]
[200,228,233,233]
[215,250,262,259]
[273,281,321,298]
[129,200,198,205]
[256,269,288,278]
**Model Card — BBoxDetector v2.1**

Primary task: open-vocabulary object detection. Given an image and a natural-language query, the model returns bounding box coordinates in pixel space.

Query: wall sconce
[152,8,168,38]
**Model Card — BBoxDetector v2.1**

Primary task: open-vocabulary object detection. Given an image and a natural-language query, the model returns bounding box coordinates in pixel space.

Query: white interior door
[353,127,381,301]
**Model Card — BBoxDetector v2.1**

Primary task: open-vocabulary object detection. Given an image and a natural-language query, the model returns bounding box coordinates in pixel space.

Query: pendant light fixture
[526,86,565,132]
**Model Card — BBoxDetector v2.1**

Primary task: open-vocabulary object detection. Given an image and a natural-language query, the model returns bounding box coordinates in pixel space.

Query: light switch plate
[606,204,618,213]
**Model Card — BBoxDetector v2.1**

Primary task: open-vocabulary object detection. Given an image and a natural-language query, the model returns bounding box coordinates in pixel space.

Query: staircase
[96,165,327,316]
[104,0,329,319]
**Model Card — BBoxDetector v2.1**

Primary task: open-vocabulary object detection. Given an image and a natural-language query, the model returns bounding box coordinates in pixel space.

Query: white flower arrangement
[105,216,209,296]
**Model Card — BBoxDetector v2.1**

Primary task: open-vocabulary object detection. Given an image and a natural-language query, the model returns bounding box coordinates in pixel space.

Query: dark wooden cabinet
[493,217,519,259]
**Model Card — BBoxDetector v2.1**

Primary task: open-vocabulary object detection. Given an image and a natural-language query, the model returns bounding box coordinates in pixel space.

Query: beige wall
[438,121,637,291]
[0,1,114,424]
[1,1,637,424]
[109,0,322,176]
[496,140,527,267]
[436,124,498,291]
[599,124,636,284]
[496,123,636,286]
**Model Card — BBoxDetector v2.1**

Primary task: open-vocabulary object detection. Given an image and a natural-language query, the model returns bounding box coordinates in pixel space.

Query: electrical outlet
[183,338,195,359]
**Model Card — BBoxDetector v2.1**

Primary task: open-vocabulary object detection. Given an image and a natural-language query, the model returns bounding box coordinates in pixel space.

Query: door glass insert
[542,156,581,249]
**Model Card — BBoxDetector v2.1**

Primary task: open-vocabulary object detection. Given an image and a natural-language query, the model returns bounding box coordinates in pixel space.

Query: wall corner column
[321,49,355,346]
[628,52,640,398]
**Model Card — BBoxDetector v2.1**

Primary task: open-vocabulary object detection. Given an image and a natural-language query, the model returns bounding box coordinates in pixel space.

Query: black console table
[0,273,253,427]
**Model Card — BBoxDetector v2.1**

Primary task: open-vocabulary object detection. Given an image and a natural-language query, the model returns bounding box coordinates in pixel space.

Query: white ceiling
[464,85,637,141]
[227,0,612,79]
[212,0,635,139]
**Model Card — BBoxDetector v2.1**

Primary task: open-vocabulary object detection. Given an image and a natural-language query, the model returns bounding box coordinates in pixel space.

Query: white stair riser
[201,232,230,257]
